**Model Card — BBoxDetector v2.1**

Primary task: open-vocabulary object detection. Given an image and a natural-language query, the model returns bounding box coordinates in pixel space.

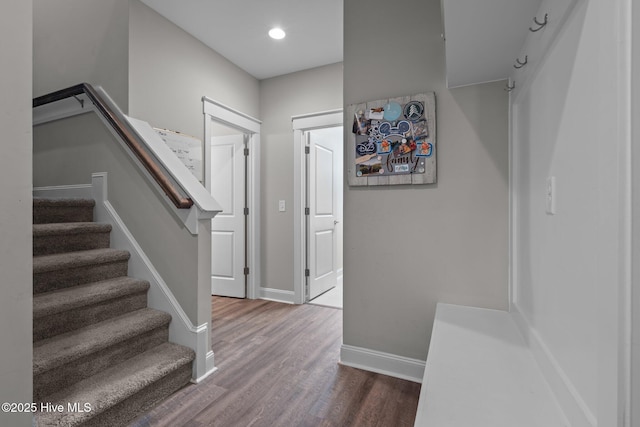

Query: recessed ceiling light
[268,27,286,40]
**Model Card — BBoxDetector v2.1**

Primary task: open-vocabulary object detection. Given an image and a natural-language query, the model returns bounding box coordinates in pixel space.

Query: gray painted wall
[259,63,343,292]
[129,3,344,298]
[33,114,204,326]
[129,0,260,144]
[33,0,129,110]
[0,1,33,425]
[343,0,509,360]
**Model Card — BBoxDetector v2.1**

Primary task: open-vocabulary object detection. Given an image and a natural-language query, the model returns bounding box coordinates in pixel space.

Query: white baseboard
[192,351,217,384]
[33,183,93,199]
[34,174,216,382]
[259,287,296,304]
[339,344,425,383]
[511,302,596,427]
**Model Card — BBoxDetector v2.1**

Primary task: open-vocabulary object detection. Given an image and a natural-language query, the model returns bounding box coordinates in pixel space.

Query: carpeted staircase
[33,198,195,427]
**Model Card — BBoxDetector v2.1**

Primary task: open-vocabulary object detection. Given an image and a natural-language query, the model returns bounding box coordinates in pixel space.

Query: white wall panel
[511,0,629,424]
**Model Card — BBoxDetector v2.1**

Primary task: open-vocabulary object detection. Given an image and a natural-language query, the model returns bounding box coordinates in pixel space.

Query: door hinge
[305,146,310,154]
[244,148,249,156]
[244,207,249,216]
[305,268,310,277]
[305,207,310,215]
[244,267,250,275]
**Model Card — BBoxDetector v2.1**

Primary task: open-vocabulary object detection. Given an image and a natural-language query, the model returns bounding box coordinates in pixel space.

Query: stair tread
[34,308,171,375]
[35,342,194,427]
[33,277,150,319]
[33,248,130,274]
[33,222,112,236]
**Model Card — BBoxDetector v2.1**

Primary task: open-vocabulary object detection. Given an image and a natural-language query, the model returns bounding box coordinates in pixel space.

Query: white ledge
[414,303,568,426]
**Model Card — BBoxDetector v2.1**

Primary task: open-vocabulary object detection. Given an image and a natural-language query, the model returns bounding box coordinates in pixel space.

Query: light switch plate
[546,177,556,215]
[278,200,286,212]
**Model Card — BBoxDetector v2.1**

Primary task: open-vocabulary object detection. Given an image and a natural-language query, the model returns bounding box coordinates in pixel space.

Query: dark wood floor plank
[131,297,421,427]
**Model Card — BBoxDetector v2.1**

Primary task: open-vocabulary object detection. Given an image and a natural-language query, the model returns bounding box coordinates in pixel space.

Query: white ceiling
[141,0,344,80]
[141,0,542,87]
[442,0,543,88]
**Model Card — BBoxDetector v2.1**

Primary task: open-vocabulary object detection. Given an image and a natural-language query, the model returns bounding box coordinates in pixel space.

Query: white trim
[247,133,261,300]
[192,351,217,383]
[511,303,596,427]
[34,175,217,382]
[292,109,343,130]
[293,128,306,305]
[508,91,515,312]
[203,98,261,300]
[124,116,221,215]
[339,344,425,384]
[292,109,343,305]
[202,97,261,134]
[33,183,93,199]
[259,287,296,304]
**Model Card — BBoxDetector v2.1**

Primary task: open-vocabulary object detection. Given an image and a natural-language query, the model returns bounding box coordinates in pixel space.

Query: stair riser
[83,364,193,427]
[33,292,148,342]
[34,261,128,293]
[34,206,94,224]
[34,326,169,401]
[33,232,111,256]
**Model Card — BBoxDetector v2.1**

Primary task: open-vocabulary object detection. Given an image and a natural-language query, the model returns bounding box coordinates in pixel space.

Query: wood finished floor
[131,297,421,427]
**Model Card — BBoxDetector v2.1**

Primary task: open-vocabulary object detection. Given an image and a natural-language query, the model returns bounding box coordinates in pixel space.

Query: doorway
[292,110,343,307]
[203,97,261,299]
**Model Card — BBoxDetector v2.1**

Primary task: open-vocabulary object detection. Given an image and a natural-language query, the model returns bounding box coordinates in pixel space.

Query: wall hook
[529,13,548,32]
[513,56,528,69]
[505,81,515,92]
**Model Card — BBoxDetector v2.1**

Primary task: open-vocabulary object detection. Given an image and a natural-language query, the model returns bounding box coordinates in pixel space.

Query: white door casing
[210,134,246,298]
[292,109,343,305]
[308,129,342,300]
[203,96,261,300]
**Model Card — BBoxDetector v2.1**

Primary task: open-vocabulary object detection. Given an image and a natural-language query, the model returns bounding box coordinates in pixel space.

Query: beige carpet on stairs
[32,198,194,427]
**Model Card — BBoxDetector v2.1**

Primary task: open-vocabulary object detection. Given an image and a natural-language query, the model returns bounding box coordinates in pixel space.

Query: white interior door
[210,134,246,298]
[308,127,343,300]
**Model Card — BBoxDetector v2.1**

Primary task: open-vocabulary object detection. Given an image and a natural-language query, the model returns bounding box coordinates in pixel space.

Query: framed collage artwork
[347,92,436,186]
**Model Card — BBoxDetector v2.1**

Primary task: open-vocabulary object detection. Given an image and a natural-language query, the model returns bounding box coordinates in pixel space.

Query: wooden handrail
[33,83,194,209]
